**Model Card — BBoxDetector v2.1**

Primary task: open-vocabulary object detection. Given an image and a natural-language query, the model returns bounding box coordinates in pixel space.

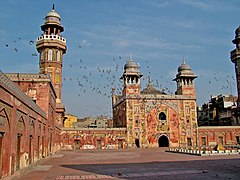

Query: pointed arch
[48,49,53,61]
[0,107,10,132]
[29,119,35,136]
[17,116,26,133]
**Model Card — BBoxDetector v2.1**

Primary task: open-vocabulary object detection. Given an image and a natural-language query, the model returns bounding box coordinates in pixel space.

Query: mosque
[1,5,240,179]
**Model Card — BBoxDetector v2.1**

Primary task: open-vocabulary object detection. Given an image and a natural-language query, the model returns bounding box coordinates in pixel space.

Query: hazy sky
[0,0,239,118]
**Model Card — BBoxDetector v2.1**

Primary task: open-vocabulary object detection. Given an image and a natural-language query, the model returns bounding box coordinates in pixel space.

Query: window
[201,137,206,146]
[159,112,166,121]
[57,51,61,61]
[48,49,53,61]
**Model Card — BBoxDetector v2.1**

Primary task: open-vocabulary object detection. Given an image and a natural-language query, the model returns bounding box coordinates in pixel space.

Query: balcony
[37,34,66,43]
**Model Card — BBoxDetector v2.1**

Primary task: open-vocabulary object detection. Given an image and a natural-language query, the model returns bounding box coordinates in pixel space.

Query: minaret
[231,26,240,108]
[36,4,66,104]
[120,54,142,95]
[173,61,197,97]
[36,5,66,126]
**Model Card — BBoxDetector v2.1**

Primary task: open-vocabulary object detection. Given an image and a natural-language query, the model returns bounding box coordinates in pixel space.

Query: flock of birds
[2,38,237,117]
[5,38,36,55]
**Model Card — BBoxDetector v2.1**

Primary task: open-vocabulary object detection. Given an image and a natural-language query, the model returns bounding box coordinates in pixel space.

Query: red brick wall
[61,128,127,149]
[0,73,59,178]
[198,126,240,149]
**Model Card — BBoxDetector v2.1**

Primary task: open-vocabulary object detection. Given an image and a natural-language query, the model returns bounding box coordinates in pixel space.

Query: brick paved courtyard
[7,148,240,180]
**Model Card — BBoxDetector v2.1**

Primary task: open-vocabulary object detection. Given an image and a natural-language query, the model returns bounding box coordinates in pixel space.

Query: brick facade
[198,126,240,149]
[0,72,61,178]
[61,128,127,149]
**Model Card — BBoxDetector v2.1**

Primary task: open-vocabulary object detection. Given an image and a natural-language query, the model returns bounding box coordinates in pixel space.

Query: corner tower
[36,5,66,104]
[231,26,240,108]
[174,61,197,97]
[121,55,142,95]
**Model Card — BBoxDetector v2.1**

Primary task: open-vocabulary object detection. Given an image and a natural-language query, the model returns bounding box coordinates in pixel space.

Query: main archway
[158,135,169,147]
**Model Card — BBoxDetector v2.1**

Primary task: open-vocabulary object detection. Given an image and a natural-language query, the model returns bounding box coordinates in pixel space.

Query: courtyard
[7,148,240,180]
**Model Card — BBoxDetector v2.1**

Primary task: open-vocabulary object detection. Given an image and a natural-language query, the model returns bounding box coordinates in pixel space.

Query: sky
[0,0,240,118]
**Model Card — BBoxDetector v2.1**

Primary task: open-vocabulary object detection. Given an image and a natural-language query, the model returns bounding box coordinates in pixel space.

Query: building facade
[112,57,198,148]
[197,94,238,126]
[0,72,61,178]
[61,128,126,150]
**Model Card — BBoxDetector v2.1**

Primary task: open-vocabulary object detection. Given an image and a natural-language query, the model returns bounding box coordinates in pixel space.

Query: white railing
[37,35,66,43]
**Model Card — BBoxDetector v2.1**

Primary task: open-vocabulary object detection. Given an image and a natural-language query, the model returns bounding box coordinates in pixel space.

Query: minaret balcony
[230,49,240,62]
[36,34,66,52]
[37,34,66,43]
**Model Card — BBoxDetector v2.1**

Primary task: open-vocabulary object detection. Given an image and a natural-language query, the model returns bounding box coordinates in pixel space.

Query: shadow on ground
[60,158,240,179]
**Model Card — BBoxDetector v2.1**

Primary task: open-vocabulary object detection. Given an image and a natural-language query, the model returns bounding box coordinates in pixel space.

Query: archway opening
[135,139,140,148]
[158,135,169,147]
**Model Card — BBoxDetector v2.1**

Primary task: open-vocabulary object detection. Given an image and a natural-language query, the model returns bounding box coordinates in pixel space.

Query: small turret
[120,54,142,95]
[173,61,197,97]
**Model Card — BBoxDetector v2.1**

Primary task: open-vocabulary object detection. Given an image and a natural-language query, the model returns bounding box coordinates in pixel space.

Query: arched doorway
[158,135,169,147]
[135,139,140,148]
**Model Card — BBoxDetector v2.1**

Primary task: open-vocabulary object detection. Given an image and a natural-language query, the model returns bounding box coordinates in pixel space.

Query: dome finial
[129,52,133,61]
[52,4,55,10]
[182,57,186,64]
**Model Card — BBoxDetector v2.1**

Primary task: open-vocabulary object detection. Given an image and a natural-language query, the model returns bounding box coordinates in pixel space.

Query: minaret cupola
[121,54,142,94]
[173,61,197,96]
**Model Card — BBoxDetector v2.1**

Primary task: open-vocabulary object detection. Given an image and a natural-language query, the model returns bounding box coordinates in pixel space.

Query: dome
[46,10,61,19]
[121,56,142,79]
[45,5,61,23]
[235,26,240,39]
[123,60,141,75]
[178,61,191,72]
[141,83,166,95]
[235,26,240,35]
[124,60,139,70]
[173,61,197,81]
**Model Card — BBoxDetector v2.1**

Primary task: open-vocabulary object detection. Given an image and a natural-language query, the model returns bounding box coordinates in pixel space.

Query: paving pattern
[8,148,240,180]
